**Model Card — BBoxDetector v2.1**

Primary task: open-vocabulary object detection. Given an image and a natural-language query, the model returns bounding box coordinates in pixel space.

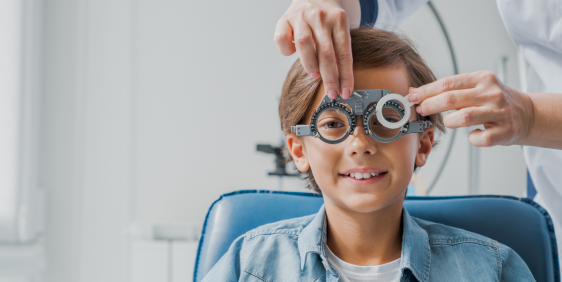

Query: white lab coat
[497,0,562,273]
[353,0,562,273]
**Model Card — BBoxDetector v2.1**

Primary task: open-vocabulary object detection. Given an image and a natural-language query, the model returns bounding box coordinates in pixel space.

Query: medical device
[291,90,431,144]
[256,143,299,191]
[424,1,458,194]
[256,144,299,177]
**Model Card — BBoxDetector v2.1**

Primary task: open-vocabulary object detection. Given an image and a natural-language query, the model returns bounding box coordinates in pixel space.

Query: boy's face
[286,66,435,214]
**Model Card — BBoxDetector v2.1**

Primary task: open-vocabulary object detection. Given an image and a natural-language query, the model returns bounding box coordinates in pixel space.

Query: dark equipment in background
[256,144,299,178]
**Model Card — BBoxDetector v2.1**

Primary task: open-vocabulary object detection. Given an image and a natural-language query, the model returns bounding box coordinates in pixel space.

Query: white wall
[42,1,133,281]
[40,1,527,282]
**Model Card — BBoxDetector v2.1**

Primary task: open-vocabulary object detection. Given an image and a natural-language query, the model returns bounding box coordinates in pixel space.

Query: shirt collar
[297,204,431,282]
[400,207,431,282]
[297,205,334,272]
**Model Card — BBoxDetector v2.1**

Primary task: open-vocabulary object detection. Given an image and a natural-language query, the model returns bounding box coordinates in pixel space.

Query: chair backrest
[193,190,559,282]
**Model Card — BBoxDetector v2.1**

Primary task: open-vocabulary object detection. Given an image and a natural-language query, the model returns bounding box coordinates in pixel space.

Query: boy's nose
[348,116,377,156]
[352,117,370,137]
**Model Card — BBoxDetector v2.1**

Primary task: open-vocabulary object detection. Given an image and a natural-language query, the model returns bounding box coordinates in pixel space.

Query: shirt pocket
[241,269,270,282]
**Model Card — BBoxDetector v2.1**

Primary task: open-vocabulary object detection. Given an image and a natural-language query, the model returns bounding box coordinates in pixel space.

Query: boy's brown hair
[279,28,446,194]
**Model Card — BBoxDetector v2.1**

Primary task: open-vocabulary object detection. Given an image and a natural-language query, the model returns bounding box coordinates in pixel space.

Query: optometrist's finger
[332,10,353,99]
[314,30,340,99]
[468,126,508,147]
[293,20,320,78]
[408,71,485,104]
[274,18,296,56]
[442,107,496,129]
[415,88,481,116]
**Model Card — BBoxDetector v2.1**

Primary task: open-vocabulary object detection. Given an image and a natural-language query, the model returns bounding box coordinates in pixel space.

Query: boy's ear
[286,133,310,172]
[415,127,434,168]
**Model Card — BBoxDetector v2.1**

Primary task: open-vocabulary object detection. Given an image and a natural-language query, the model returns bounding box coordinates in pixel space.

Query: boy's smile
[287,66,435,214]
[339,168,388,185]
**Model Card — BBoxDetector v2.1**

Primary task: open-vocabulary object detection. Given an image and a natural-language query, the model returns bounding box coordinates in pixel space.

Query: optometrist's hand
[408,71,535,147]
[274,0,356,100]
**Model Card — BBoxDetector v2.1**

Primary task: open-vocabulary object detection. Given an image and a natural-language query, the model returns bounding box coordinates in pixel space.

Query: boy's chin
[335,192,405,214]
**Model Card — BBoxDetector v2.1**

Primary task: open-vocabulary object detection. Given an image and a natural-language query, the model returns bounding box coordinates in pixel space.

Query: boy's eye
[318,119,348,141]
[321,121,345,129]
[373,108,402,125]
[369,108,403,139]
[373,116,400,125]
[316,109,350,141]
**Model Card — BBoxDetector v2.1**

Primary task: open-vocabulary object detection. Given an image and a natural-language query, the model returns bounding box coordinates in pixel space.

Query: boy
[202,28,534,282]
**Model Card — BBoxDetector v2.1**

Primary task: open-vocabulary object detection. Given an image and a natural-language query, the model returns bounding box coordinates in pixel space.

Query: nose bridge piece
[354,101,364,115]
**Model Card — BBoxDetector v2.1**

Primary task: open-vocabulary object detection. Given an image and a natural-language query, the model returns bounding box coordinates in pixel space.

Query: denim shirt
[201,205,535,282]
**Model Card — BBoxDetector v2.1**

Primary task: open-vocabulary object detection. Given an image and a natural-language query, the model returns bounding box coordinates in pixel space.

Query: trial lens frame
[291,89,431,144]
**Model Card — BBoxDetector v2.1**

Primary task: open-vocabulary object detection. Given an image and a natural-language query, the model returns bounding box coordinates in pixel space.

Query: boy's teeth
[346,172,383,179]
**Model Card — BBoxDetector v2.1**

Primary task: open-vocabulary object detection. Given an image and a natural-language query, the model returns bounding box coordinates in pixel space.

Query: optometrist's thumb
[408,85,435,104]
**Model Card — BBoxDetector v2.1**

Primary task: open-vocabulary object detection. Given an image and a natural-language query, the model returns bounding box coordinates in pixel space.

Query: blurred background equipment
[256,143,299,190]
[424,1,458,195]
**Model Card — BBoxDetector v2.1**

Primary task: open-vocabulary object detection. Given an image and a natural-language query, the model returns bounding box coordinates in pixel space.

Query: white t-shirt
[326,246,401,282]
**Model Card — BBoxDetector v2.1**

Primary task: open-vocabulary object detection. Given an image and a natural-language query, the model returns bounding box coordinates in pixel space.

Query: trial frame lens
[311,102,355,144]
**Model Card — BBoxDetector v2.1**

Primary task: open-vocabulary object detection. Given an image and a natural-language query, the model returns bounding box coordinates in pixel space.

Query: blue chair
[194,190,559,282]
